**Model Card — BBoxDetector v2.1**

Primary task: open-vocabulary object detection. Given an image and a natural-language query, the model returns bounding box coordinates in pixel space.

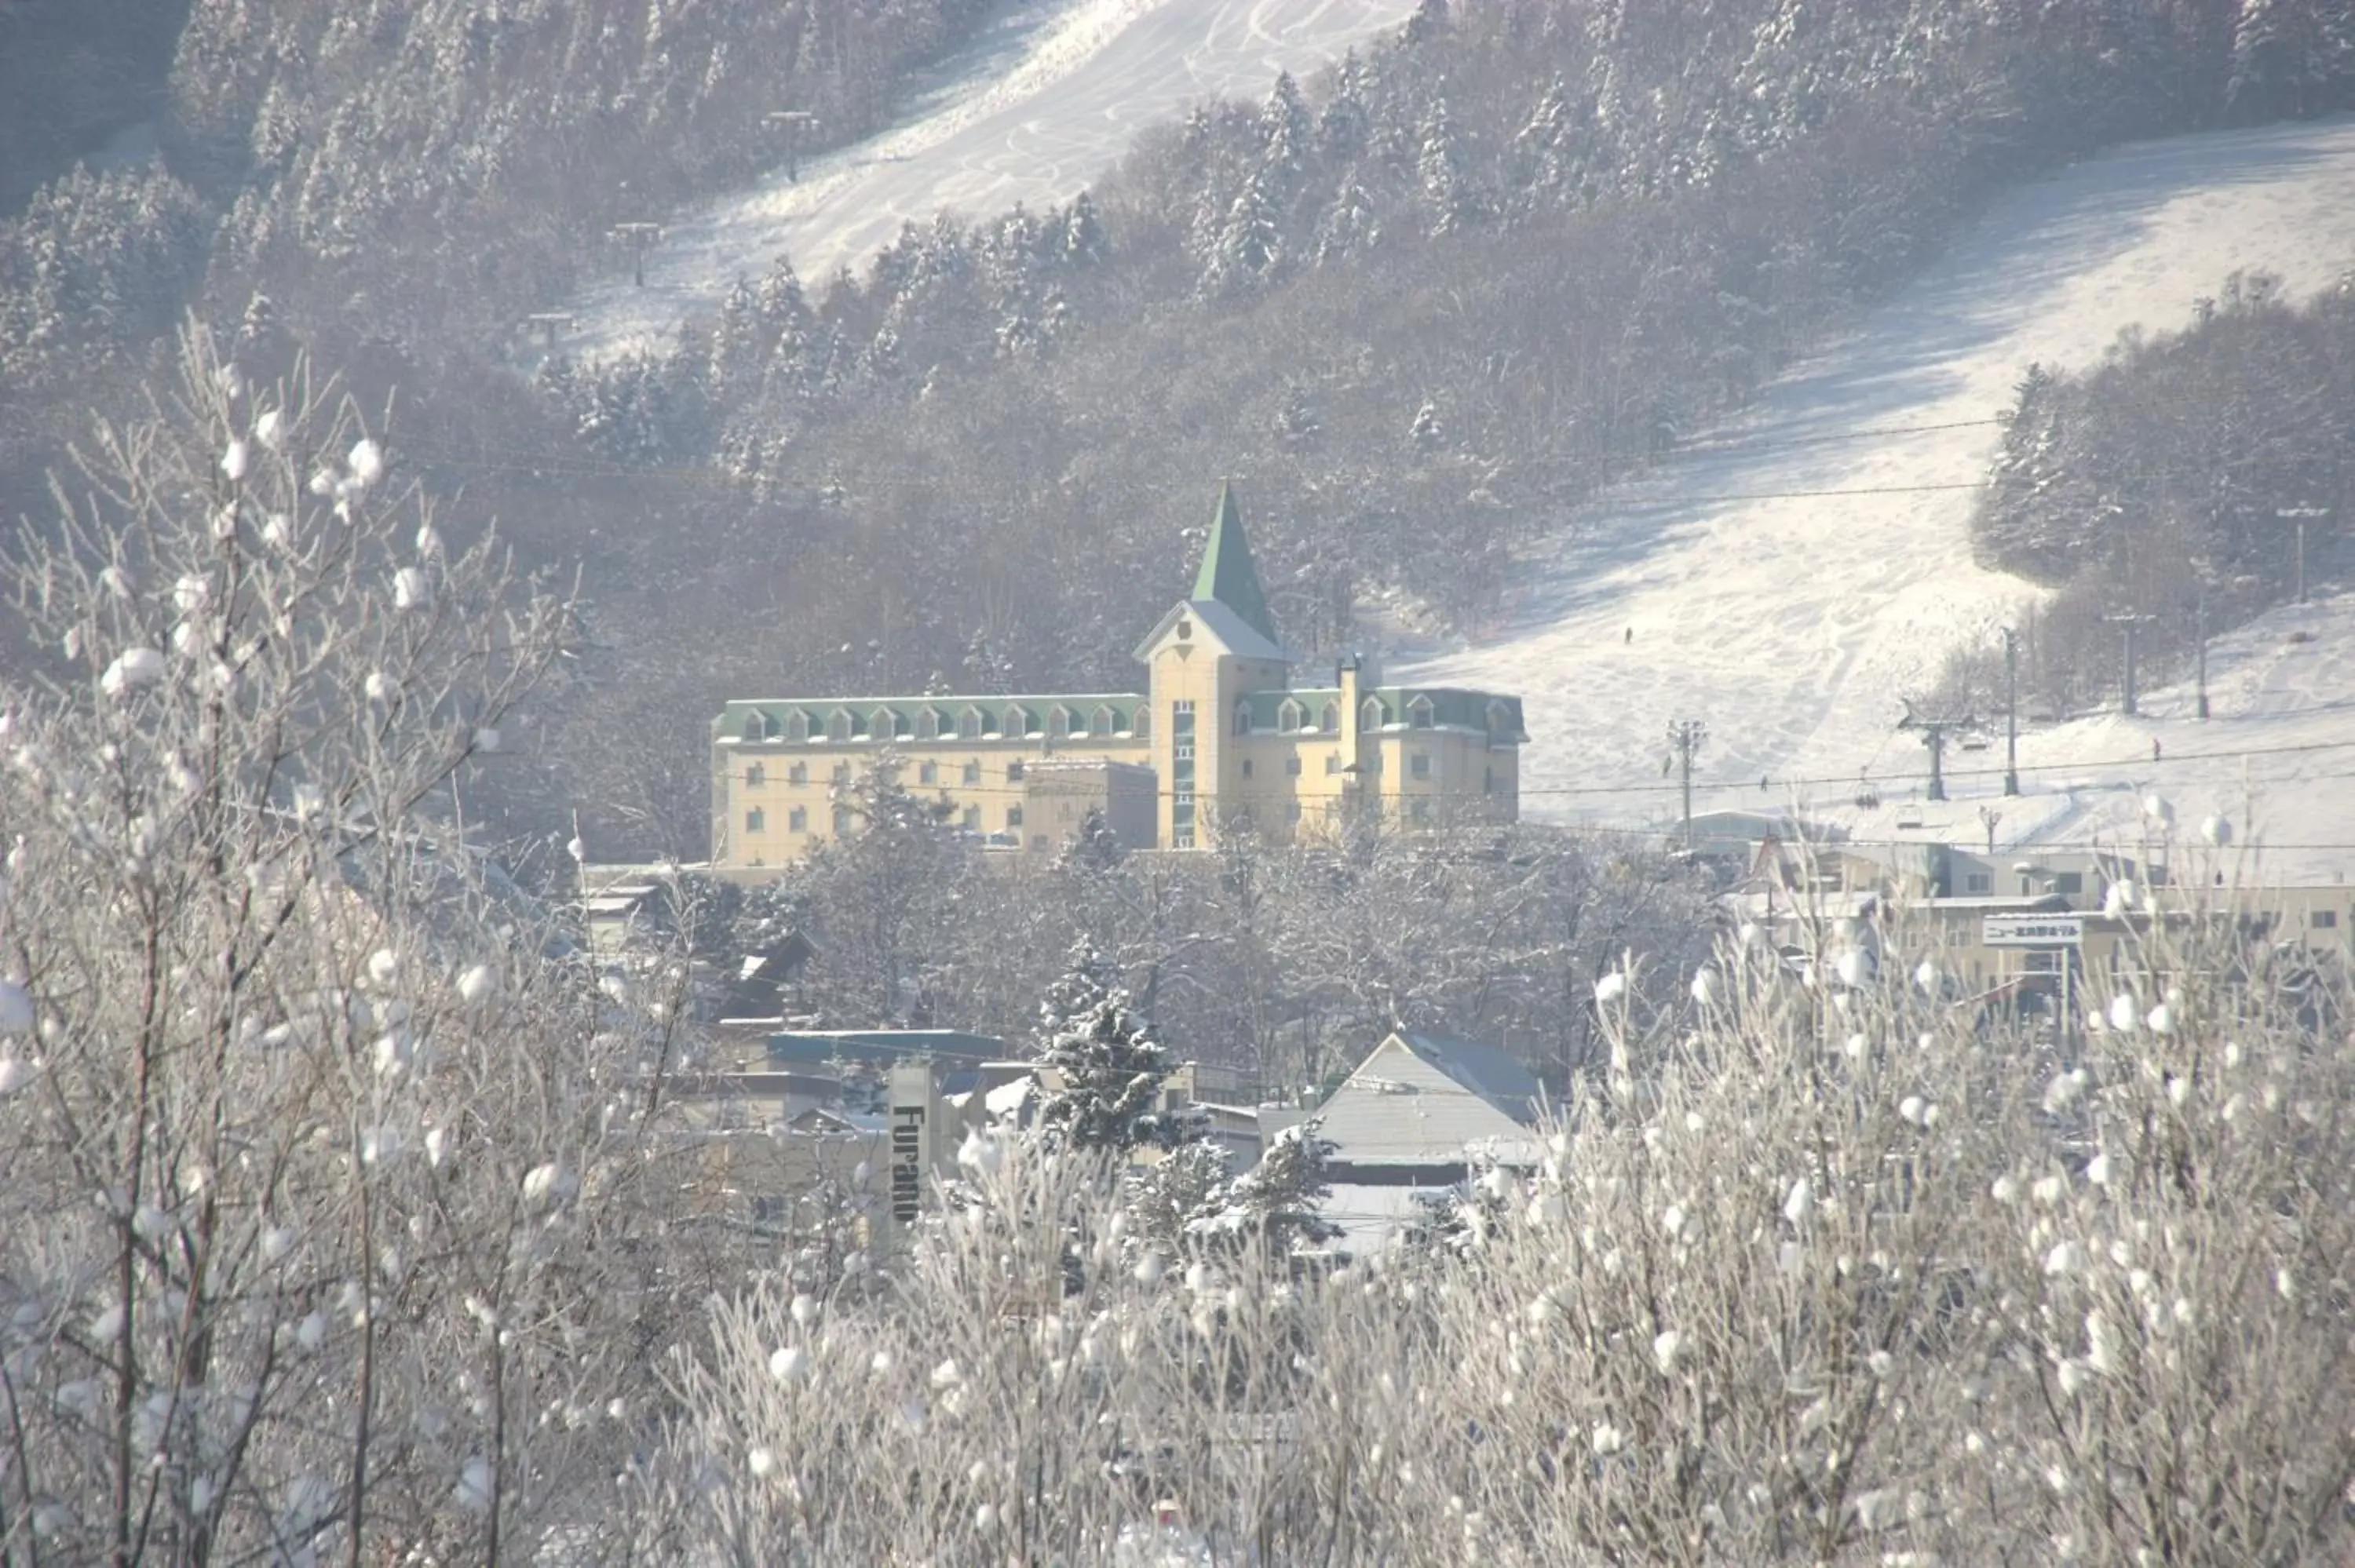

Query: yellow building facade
[710,486,1527,869]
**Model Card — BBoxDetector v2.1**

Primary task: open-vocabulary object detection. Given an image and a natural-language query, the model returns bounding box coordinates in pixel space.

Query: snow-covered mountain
[564,0,1420,362]
[1400,113,2355,881]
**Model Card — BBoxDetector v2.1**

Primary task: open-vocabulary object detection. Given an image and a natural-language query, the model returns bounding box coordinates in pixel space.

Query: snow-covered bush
[656,882,2355,1563]
[0,330,717,1566]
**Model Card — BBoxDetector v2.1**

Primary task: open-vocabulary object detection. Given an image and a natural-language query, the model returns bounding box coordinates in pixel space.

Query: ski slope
[1400,113,2355,877]
[564,0,1419,361]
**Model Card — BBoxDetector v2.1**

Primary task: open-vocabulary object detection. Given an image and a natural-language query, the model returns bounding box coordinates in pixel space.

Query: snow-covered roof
[1312,1032,1545,1171]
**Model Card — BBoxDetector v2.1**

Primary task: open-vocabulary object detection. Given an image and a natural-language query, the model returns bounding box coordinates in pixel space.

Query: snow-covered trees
[0,330,717,1564]
[1972,270,2353,716]
[652,865,2355,1563]
[1033,941,1192,1154]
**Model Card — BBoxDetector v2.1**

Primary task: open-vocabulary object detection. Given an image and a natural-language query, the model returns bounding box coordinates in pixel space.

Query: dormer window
[1094,704,1117,735]
[1361,697,1385,733]
[1487,699,1513,739]
[958,708,983,739]
[1005,705,1031,737]
[1233,700,1254,736]
[743,711,769,742]
[1408,696,1435,730]
[874,709,900,740]
[1047,706,1071,740]
[915,708,938,741]
[786,710,811,742]
[1277,699,1302,734]
[827,710,853,743]
[1321,701,1340,733]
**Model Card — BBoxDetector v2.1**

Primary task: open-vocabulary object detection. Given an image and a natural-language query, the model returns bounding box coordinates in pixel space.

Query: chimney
[1338,654,1363,782]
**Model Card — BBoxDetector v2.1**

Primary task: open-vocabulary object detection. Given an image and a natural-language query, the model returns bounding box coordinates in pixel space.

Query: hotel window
[1094,705,1117,735]
[1287,801,1302,823]
[1408,697,1435,729]
[1233,701,1254,736]
[962,805,981,830]
[1965,872,1991,894]
[915,709,939,741]
[1410,753,1430,779]
[2315,910,2340,929]
[1361,698,1384,733]
[743,711,769,741]
[1005,706,1030,737]
[833,806,853,837]
[827,710,852,742]
[1277,700,1302,734]
[919,760,938,786]
[831,762,850,784]
[1047,707,1070,739]
[959,709,983,739]
[745,763,765,787]
[1006,760,1026,782]
[1007,807,1024,829]
[962,761,980,785]
[1325,755,1341,775]
[744,808,765,832]
[1321,701,1340,733]
[786,710,809,742]
[789,762,808,785]
[1287,756,1302,777]
[1242,759,1254,778]
[789,806,807,832]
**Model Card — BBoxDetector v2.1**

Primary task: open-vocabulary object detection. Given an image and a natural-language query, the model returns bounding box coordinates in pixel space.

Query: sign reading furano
[1984,914,2085,947]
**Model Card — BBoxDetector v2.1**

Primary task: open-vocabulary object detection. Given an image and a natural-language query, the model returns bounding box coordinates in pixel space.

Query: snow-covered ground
[564,0,1419,361]
[1400,113,2355,879]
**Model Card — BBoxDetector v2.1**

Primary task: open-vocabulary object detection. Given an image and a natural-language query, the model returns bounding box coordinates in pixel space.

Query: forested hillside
[1966,267,2355,717]
[6,0,2354,854]
[0,0,1004,400]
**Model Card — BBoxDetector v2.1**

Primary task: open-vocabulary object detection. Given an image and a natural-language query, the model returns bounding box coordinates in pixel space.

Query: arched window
[871,709,896,740]
[1277,699,1302,734]
[958,708,983,739]
[786,709,811,742]
[742,710,769,742]
[827,710,853,743]
[1005,705,1031,738]
[1093,704,1116,735]
[1408,696,1435,730]
[915,708,939,742]
[1233,700,1254,737]
[1361,697,1385,733]
[1047,706,1071,740]
[1320,701,1340,734]
[1488,699,1513,738]
[1133,708,1149,741]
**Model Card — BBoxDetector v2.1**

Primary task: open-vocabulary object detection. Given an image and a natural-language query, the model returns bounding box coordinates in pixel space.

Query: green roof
[1230,686,1526,740]
[1192,481,1278,646]
[716,692,1148,745]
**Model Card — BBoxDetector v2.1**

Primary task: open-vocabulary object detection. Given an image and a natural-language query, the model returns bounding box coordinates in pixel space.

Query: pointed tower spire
[1192,480,1277,644]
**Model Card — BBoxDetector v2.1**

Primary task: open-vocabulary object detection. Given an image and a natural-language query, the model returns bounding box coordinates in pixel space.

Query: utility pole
[2278,505,2326,603]
[1978,804,2002,855]
[1667,720,1707,852]
[764,109,820,181]
[608,221,663,288]
[1897,700,1970,803]
[2002,626,2021,796]
[2102,611,2155,717]
[2190,585,2210,720]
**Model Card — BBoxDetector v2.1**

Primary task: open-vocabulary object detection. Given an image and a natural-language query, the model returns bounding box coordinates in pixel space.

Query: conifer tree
[1033,939,1187,1153]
